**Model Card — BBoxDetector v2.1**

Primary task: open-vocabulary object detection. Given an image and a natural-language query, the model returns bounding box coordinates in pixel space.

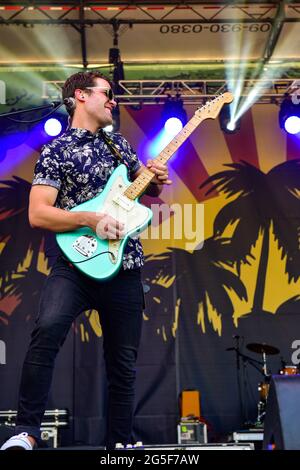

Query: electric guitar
[56,92,233,280]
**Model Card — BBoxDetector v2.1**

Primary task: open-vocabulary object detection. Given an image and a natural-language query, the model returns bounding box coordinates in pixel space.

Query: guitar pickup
[112,194,135,211]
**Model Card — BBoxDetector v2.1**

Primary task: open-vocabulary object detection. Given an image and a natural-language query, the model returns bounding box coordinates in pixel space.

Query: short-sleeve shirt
[32,127,144,270]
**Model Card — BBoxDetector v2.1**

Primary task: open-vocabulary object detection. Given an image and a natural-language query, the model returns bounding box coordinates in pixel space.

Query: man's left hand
[146,159,172,185]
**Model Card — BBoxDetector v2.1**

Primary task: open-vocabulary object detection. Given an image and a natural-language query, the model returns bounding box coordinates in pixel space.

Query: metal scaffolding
[0,1,300,68]
[42,78,300,105]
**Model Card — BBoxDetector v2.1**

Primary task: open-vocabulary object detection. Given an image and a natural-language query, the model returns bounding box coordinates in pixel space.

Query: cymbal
[247,342,279,355]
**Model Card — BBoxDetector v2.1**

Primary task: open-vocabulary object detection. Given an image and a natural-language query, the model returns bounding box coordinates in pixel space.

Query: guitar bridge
[73,235,98,258]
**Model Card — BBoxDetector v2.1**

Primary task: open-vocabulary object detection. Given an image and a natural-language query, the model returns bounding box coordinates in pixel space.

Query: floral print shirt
[32,127,144,270]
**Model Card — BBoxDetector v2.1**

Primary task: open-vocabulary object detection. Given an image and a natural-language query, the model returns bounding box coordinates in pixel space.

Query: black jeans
[15,257,144,449]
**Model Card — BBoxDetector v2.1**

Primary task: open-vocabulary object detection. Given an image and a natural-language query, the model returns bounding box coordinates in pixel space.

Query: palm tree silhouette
[0,177,47,276]
[0,176,55,322]
[144,237,247,337]
[276,295,300,315]
[201,160,300,315]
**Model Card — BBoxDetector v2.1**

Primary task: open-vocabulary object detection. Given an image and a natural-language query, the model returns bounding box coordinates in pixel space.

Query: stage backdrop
[1,90,300,445]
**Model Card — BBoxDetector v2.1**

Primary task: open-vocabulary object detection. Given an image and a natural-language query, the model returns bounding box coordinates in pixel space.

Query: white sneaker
[0,432,35,450]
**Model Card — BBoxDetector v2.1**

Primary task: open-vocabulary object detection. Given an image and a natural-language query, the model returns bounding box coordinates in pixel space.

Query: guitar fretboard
[124,114,202,200]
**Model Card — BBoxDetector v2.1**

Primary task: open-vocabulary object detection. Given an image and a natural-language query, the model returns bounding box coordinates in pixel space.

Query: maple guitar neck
[124,91,234,200]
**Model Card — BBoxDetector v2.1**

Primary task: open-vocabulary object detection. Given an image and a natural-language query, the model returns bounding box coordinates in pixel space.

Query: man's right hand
[29,186,125,238]
[85,212,125,240]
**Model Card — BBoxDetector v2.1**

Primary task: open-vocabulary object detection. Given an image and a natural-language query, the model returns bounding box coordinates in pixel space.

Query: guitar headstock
[195,92,234,120]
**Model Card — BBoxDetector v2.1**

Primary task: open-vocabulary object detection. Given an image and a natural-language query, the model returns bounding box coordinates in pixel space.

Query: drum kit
[246,342,298,424]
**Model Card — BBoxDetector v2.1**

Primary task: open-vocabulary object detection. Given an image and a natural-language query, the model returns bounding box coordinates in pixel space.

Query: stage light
[279,97,300,135]
[284,116,300,135]
[226,121,236,132]
[162,97,187,136]
[219,104,241,134]
[44,118,62,137]
[164,117,183,136]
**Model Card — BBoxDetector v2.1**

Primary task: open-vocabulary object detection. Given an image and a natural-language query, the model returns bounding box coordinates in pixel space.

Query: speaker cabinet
[263,375,300,450]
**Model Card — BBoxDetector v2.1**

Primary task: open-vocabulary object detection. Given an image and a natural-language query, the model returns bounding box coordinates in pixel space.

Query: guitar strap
[101,130,124,164]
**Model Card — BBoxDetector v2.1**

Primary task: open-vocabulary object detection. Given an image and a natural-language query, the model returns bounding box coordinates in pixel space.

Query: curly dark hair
[62,71,112,117]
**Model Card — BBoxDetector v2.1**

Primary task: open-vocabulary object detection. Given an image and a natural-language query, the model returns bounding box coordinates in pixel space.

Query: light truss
[0,1,300,25]
[1,2,298,69]
[42,78,300,105]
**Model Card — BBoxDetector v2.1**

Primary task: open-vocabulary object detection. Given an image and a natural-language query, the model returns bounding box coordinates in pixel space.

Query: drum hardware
[246,343,280,426]
[278,357,299,376]
[256,375,271,424]
[226,337,265,426]
[279,366,298,375]
[229,341,298,427]
[246,342,279,378]
[256,358,299,424]
[258,381,270,402]
[227,340,281,427]
[246,343,280,356]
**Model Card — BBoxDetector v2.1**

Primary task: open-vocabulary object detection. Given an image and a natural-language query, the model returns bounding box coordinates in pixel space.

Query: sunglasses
[86,87,115,101]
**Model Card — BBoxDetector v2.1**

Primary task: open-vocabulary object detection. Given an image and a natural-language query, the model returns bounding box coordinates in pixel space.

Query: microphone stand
[234,337,245,426]
[0,102,64,124]
[228,338,247,426]
[0,103,62,118]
